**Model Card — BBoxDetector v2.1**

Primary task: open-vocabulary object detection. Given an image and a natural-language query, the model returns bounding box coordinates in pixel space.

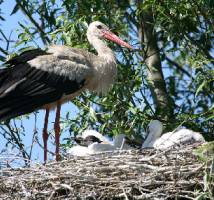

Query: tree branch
[139,7,174,120]
[15,0,50,45]
[164,54,193,78]
[1,122,30,166]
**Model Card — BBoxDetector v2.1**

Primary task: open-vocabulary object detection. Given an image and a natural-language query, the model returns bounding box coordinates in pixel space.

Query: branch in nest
[0,144,212,199]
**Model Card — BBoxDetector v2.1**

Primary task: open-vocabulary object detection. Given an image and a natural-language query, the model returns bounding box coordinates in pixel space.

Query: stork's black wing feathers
[5,48,49,65]
[0,49,50,94]
[0,62,85,122]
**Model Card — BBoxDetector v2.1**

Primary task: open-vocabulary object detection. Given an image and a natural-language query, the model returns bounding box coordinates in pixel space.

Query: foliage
[194,142,214,199]
[0,0,213,164]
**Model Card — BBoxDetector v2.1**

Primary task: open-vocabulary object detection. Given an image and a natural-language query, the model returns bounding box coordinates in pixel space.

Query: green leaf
[0,55,5,61]
[0,46,8,55]
[195,193,208,200]
[0,16,5,21]
[89,107,97,122]
[195,81,206,97]
[10,4,20,15]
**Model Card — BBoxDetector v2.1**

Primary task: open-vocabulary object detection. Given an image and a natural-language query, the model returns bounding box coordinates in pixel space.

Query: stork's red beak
[103,30,133,49]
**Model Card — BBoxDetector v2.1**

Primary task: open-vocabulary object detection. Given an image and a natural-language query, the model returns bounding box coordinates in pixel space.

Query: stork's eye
[97,25,102,29]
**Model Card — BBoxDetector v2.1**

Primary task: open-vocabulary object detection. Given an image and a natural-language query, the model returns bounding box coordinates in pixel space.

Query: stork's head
[75,135,102,146]
[81,130,110,142]
[87,21,132,49]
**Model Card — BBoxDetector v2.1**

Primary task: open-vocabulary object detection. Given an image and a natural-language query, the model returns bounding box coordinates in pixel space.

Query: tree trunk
[139,9,174,121]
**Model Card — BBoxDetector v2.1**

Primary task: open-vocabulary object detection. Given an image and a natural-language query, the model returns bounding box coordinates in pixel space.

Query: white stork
[142,120,205,150]
[0,21,132,162]
[67,130,133,156]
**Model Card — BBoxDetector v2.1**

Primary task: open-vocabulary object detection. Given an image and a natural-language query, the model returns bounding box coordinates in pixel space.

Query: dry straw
[0,144,211,200]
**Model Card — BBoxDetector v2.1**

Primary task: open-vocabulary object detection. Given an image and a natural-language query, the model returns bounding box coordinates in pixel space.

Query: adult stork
[142,120,205,149]
[0,21,132,162]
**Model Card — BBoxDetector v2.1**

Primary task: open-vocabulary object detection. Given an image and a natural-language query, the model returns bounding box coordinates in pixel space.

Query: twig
[15,0,50,45]
[0,145,212,199]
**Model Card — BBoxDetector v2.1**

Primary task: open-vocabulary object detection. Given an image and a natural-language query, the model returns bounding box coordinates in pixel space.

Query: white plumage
[142,120,205,150]
[67,131,132,156]
[153,129,205,150]
[81,130,110,143]
[114,134,133,150]
[67,146,90,157]
[141,120,163,148]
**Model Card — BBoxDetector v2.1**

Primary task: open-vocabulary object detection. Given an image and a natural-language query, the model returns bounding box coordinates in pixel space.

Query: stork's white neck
[142,121,163,148]
[142,130,161,148]
[86,34,117,94]
[87,35,116,62]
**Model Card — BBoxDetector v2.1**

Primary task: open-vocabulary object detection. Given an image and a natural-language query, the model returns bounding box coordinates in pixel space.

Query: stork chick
[142,120,205,150]
[67,130,134,156]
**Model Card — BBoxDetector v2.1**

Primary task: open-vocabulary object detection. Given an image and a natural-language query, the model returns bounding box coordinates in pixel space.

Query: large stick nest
[0,144,212,200]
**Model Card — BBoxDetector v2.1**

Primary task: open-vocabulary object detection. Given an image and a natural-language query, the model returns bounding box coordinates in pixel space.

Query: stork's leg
[54,101,61,161]
[42,108,50,163]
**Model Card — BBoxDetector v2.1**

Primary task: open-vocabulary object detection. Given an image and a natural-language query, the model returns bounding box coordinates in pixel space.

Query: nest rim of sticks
[0,143,213,200]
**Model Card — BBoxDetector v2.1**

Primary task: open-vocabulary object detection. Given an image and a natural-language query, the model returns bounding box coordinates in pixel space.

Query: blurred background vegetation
[0,0,213,165]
